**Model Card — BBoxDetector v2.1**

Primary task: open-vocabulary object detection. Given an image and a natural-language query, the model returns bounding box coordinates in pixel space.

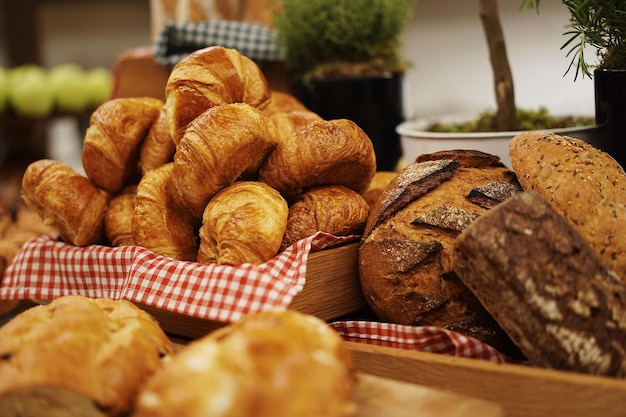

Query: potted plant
[397,0,598,168]
[271,0,416,171]
[546,0,626,166]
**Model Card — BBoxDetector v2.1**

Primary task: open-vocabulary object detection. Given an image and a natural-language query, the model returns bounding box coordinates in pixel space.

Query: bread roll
[21,159,110,247]
[164,45,271,144]
[452,191,626,377]
[281,185,370,251]
[510,132,626,281]
[82,97,163,194]
[197,181,288,265]
[172,102,278,219]
[259,119,376,199]
[104,185,137,247]
[133,163,198,261]
[133,309,357,417]
[359,150,522,351]
[0,295,173,417]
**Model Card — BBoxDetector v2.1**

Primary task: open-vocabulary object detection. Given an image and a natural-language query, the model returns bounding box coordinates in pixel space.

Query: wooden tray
[139,241,367,338]
[347,341,626,417]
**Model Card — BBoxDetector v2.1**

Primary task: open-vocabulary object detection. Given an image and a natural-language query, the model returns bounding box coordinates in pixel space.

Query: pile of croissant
[21,46,379,265]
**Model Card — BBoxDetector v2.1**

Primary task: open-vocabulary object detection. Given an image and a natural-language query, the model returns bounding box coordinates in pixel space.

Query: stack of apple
[0,63,113,118]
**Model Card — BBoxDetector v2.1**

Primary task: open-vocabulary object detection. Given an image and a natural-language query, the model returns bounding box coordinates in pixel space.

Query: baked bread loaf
[0,295,173,416]
[281,185,370,251]
[133,309,357,417]
[133,163,198,261]
[361,171,398,207]
[164,45,271,144]
[21,159,111,247]
[104,185,137,247]
[510,132,626,282]
[197,181,288,265]
[138,108,176,176]
[172,102,279,219]
[359,150,522,351]
[82,97,163,194]
[452,190,626,377]
[259,119,376,199]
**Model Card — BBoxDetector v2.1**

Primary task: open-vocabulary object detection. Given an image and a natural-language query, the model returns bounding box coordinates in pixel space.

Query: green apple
[85,67,113,107]
[49,63,89,114]
[8,64,54,118]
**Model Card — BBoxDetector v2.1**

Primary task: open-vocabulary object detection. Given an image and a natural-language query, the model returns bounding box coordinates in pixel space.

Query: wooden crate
[347,341,626,417]
[140,241,367,338]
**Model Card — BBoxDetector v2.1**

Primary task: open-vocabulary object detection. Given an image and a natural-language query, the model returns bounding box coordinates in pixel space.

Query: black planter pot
[289,72,404,172]
[593,68,626,167]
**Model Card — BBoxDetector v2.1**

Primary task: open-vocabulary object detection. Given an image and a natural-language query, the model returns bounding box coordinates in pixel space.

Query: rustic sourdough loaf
[0,295,173,417]
[359,150,522,352]
[452,190,626,377]
[509,131,626,282]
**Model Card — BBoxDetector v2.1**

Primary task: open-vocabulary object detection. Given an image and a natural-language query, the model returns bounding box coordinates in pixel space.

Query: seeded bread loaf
[509,132,626,281]
[452,191,626,377]
[359,150,522,352]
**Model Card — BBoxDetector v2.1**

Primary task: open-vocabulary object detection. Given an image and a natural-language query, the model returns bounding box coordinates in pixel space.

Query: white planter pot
[397,113,599,169]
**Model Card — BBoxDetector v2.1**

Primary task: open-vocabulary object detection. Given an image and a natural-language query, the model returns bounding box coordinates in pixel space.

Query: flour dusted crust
[452,191,626,377]
[359,150,522,351]
[0,295,173,416]
[510,132,626,282]
[133,310,357,417]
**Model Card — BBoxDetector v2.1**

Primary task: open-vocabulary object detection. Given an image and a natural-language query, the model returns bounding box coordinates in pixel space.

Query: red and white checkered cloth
[1,233,516,364]
[0,232,356,323]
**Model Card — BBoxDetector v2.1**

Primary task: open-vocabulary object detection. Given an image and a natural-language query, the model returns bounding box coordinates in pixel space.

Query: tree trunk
[479,0,516,131]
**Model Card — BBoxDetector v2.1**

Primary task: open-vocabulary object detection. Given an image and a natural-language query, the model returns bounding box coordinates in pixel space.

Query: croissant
[263,90,309,115]
[164,45,271,144]
[197,181,288,265]
[82,97,163,194]
[133,163,198,261]
[172,102,278,219]
[281,185,370,251]
[105,185,137,247]
[138,108,176,176]
[258,119,377,199]
[21,159,110,246]
[268,109,322,144]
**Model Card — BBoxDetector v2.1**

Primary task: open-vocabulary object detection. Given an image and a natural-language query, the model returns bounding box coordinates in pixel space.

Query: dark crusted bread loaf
[452,191,626,377]
[359,150,522,352]
[510,132,626,282]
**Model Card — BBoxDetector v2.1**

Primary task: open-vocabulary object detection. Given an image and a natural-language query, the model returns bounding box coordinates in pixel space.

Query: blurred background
[0,0,594,169]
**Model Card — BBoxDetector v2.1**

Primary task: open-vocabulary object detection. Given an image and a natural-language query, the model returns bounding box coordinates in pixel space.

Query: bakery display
[18,47,374,265]
[510,132,626,281]
[132,309,357,417]
[0,295,173,417]
[359,149,522,351]
[452,190,626,377]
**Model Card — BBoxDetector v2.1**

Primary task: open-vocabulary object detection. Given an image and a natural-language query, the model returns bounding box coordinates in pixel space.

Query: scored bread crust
[359,150,522,350]
[452,191,626,377]
[0,296,173,417]
[510,132,626,282]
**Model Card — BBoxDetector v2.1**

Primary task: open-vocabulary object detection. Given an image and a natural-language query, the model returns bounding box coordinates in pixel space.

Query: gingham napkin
[0,232,354,323]
[154,21,284,66]
[330,321,518,364]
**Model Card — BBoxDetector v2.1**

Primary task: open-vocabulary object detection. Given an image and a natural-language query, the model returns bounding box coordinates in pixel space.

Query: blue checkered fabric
[154,21,284,66]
